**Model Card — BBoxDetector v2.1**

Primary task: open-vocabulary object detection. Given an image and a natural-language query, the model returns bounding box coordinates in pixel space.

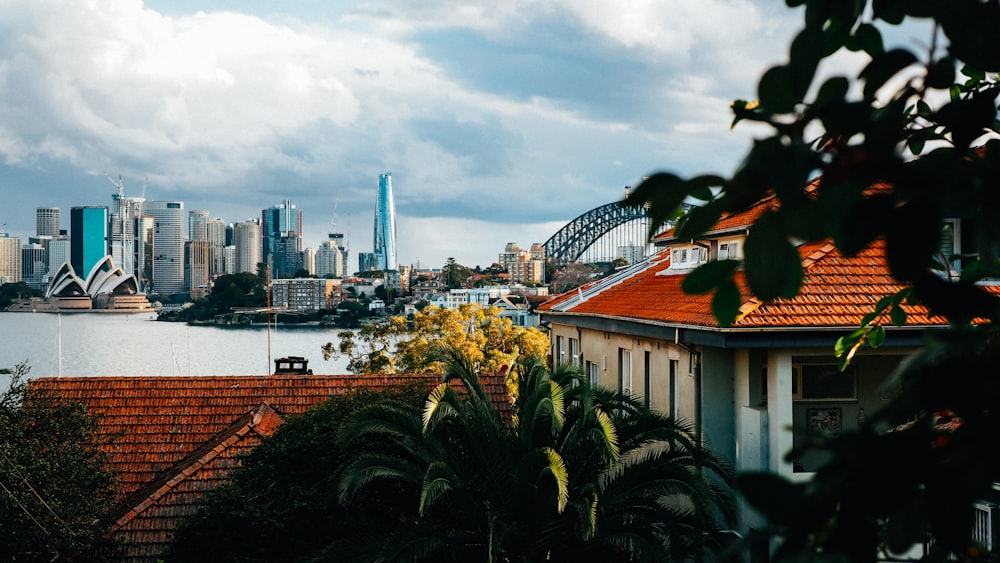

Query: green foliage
[161,272,267,322]
[625,1,1000,560]
[0,282,43,309]
[336,345,735,562]
[442,257,472,289]
[0,362,118,561]
[167,382,429,562]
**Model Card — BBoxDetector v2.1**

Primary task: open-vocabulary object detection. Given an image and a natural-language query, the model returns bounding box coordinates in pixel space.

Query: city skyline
[0,3,931,267]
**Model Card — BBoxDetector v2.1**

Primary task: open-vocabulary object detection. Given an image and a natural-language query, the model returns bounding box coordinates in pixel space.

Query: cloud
[0,0,826,267]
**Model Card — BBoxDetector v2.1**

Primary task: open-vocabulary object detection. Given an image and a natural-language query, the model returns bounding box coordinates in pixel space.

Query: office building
[261,200,302,270]
[70,206,109,278]
[185,240,210,291]
[22,243,46,290]
[36,207,60,238]
[206,218,227,277]
[358,252,376,273]
[48,237,70,273]
[110,192,146,283]
[144,201,185,294]
[302,247,315,276]
[373,173,397,271]
[271,232,302,278]
[0,234,22,284]
[188,210,209,241]
[234,220,262,274]
[316,233,347,278]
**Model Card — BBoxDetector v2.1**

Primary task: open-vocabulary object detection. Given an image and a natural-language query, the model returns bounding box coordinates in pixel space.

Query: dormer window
[718,241,742,260]
[670,245,707,269]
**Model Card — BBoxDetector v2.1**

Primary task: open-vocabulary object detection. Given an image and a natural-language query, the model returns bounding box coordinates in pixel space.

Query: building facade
[143,201,185,294]
[21,243,46,290]
[316,233,347,278]
[234,220,262,274]
[70,206,109,279]
[36,207,61,238]
[270,278,341,311]
[185,240,210,291]
[261,200,302,270]
[0,234,22,284]
[373,173,397,271]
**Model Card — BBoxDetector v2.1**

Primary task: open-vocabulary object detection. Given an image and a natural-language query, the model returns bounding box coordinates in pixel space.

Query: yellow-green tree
[322,303,548,374]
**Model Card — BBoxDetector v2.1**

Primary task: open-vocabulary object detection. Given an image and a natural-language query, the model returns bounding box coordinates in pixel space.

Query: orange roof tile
[29,373,455,563]
[540,240,966,330]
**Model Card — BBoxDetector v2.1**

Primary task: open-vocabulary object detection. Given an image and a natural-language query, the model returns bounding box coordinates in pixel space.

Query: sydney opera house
[13,255,151,311]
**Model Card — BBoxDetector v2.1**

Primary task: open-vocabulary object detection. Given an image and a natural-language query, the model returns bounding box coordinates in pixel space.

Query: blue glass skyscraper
[373,173,397,271]
[70,206,109,278]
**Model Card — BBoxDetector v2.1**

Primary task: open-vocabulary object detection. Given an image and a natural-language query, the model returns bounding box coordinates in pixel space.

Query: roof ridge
[107,403,282,529]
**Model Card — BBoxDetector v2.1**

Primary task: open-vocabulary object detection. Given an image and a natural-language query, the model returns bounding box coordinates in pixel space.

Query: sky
[0,1,933,269]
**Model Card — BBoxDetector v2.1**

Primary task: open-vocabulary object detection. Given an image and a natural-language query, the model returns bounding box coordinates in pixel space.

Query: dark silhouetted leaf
[683,260,741,295]
[925,57,955,89]
[813,76,849,110]
[675,201,724,241]
[744,212,803,300]
[758,65,799,114]
[859,49,918,100]
[712,279,742,328]
[845,23,884,56]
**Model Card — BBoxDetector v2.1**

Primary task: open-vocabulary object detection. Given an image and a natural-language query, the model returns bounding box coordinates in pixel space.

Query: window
[792,363,857,401]
[556,336,564,365]
[569,337,580,366]
[671,245,707,268]
[587,361,600,387]
[619,348,632,395]
[719,241,742,260]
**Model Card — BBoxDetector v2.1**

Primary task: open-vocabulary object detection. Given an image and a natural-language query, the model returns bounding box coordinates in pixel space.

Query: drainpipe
[675,336,703,443]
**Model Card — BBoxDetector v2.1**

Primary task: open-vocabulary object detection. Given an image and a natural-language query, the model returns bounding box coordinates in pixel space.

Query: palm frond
[419,461,458,517]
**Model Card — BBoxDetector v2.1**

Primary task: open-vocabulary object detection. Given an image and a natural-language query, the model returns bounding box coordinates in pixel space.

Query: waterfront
[0,312,351,379]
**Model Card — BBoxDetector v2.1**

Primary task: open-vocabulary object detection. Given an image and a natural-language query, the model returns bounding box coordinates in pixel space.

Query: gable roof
[30,373,482,563]
[540,219,990,335]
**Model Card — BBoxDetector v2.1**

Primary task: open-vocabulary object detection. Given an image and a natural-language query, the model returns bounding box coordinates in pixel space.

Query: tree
[0,282,42,309]
[322,303,549,374]
[626,2,1000,560]
[0,362,118,561]
[442,257,472,289]
[167,382,430,562]
[337,345,735,562]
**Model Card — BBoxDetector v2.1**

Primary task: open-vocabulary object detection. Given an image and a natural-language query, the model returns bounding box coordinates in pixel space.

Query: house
[537,188,1000,534]
[30,372,510,562]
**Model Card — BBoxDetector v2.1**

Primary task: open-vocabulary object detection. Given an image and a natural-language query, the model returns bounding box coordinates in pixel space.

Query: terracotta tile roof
[540,240,981,330]
[29,373,458,563]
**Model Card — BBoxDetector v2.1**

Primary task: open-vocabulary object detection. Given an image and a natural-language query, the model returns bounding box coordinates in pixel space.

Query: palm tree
[337,344,734,562]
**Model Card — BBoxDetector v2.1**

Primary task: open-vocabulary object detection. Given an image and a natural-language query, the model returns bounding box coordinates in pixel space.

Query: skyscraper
[188,210,209,241]
[70,206,109,278]
[316,233,347,278]
[36,207,60,237]
[373,173,397,271]
[206,217,227,278]
[110,191,145,283]
[144,201,185,294]
[261,200,302,271]
[234,220,262,274]
[0,234,22,284]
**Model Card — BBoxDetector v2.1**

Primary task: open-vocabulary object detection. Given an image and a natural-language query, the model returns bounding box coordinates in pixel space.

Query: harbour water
[0,312,351,379]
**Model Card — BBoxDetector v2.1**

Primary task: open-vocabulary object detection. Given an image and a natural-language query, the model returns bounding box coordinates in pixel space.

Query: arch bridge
[543,201,666,264]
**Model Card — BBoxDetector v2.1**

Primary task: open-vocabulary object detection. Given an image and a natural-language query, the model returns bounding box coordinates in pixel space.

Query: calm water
[0,312,350,379]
